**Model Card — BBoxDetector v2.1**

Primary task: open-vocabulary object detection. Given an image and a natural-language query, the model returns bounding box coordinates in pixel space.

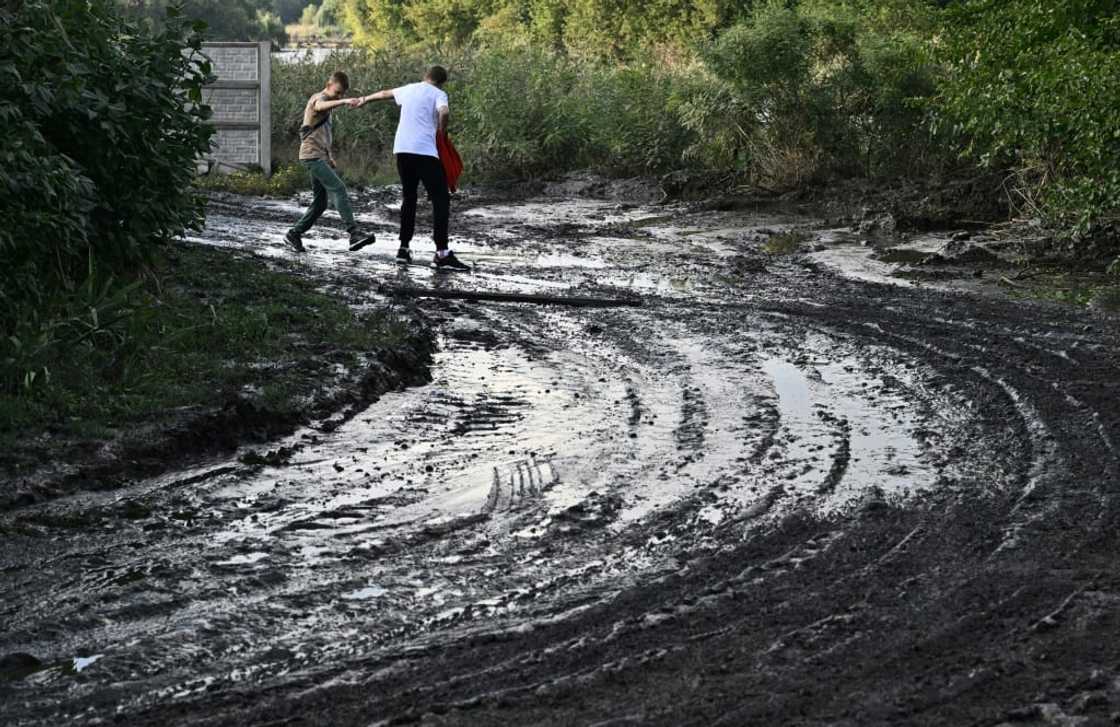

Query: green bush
[0,0,213,393]
[272,45,698,181]
[118,0,288,44]
[273,46,578,179]
[273,0,1116,241]
[701,0,941,189]
[453,47,587,177]
[0,244,411,448]
[575,60,699,175]
[339,0,749,59]
[315,0,345,30]
[937,0,1120,231]
[195,163,308,196]
[275,1,944,187]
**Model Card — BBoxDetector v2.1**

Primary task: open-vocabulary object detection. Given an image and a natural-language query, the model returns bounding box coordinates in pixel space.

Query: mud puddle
[803,226,1035,298]
[2,189,1118,726]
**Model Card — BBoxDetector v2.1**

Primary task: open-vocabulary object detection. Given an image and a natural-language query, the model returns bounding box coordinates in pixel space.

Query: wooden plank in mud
[378,285,642,308]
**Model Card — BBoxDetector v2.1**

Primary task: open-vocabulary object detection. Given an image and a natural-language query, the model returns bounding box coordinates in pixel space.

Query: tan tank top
[298,93,332,161]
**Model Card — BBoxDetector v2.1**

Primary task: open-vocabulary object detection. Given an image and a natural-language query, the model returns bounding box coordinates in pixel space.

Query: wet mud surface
[2,187,1119,725]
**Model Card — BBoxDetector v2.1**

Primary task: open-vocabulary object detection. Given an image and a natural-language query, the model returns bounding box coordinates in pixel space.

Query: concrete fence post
[258,41,271,177]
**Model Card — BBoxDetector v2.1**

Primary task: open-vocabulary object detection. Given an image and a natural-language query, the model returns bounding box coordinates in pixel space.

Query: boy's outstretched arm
[357,89,395,107]
[313,96,360,112]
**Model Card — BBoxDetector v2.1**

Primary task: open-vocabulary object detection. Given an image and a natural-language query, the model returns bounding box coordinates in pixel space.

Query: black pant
[396,153,450,250]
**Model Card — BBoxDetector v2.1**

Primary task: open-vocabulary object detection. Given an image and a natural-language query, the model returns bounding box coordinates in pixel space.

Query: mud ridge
[0,308,435,513]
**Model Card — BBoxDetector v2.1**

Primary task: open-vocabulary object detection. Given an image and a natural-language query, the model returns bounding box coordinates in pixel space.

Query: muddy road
[2,187,1119,726]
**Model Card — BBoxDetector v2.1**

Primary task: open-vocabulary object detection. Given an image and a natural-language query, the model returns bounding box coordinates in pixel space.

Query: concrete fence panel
[200,42,271,175]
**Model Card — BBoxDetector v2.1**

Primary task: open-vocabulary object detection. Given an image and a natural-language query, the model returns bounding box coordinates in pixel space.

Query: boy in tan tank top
[285,71,376,253]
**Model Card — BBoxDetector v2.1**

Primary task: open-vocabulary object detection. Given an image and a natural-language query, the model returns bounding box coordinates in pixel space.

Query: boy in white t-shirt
[357,66,470,271]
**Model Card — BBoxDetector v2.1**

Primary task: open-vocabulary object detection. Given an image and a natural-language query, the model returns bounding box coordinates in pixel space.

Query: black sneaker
[348,229,376,252]
[396,247,413,264]
[433,251,471,272]
[284,229,305,253]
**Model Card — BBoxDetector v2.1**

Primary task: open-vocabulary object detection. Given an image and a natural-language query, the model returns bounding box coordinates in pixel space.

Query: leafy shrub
[937,0,1120,231]
[273,46,580,179]
[196,164,308,196]
[701,0,942,189]
[119,0,288,44]
[271,48,443,178]
[276,0,1115,241]
[703,2,819,188]
[272,45,698,181]
[315,0,345,30]
[453,47,587,177]
[339,0,748,59]
[574,60,699,175]
[0,0,213,392]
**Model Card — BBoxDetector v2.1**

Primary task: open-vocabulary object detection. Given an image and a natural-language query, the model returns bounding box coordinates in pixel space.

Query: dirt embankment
[662,169,1119,266]
[0,247,435,513]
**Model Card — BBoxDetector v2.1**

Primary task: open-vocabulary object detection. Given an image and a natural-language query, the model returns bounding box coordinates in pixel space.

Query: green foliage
[282,0,1116,241]
[451,46,584,176]
[271,46,699,180]
[700,0,941,188]
[0,244,410,446]
[292,0,346,35]
[341,0,487,48]
[272,0,308,24]
[340,0,749,56]
[575,61,699,175]
[558,0,745,59]
[119,0,289,43]
[194,164,308,196]
[937,0,1120,230]
[272,6,940,185]
[256,9,287,41]
[315,0,345,29]
[0,0,214,394]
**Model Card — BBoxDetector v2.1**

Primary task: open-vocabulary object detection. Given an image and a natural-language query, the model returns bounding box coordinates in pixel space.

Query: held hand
[346,98,361,109]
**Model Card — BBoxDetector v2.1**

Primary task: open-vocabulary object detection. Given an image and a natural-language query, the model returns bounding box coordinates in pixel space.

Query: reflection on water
[274,47,354,65]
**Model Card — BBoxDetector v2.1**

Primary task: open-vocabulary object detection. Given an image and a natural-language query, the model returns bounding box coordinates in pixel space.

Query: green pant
[292,159,355,234]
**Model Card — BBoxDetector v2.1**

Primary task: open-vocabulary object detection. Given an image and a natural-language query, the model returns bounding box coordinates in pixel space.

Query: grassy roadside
[194,161,399,198]
[194,164,309,197]
[0,243,430,500]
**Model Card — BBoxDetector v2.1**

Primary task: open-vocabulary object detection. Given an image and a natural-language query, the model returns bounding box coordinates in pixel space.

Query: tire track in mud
[2,193,1118,726]
[761,293,1112,547]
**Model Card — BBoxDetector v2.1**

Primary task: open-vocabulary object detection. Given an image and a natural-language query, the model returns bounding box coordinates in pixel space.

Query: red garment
[436,130,463,193]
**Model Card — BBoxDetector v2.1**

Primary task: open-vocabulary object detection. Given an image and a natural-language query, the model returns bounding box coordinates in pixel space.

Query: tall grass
[137,0,1118,248]
[271,46,705,183]
[271,48,436,179]
[271,23,948,191]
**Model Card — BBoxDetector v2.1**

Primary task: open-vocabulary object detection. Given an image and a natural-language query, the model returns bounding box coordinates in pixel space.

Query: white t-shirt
[392,82,449,158]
